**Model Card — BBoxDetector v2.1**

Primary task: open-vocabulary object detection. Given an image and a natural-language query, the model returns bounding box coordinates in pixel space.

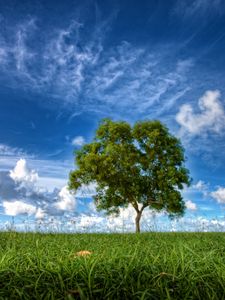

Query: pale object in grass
[75,250,92,257]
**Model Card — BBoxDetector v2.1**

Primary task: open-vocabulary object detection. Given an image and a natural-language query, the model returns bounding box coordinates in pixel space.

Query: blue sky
[0,0,225,232]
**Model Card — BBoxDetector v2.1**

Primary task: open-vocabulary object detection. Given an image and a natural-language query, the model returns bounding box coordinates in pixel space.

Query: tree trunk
[135,211,142,233]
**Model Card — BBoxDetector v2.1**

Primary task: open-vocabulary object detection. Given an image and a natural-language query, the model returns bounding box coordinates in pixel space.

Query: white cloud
[170,216,225,232]
[1,158,224,233]
[35,207,46,219]
[199,205,214,211]
[173,0,224,18]
[9,158,38,184]
[0,18,36,83]
[176,59,194,73]
[191,180,209,196]
[36,176,66,192]
[88,201,97,213]
[3,214,224,233]
[2,200,37,216]
[71,136,85,146]
[176,90,225,135]
[14,21,36,72]
[76,214,104,230]
[0,159,78,218]
[185,200,197,211]
[193,180,208,191]
[104,203,164,232]
[54,186,76,211]
[0,144,25,157]
[0,19,193,117]
[211,187,225,204]
[87,43,192,115]
[0,47,8,65]
[41,21,101,99]
[63,202,164,233]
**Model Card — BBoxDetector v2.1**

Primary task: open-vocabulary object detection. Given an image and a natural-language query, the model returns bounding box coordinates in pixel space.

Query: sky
[0,0,225,232]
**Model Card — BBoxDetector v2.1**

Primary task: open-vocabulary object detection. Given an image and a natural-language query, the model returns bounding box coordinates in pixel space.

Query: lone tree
[69,118,191,233]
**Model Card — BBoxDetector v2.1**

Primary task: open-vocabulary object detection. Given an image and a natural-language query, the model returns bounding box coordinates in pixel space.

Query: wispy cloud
[0,18,37,84]
[173,0,225,18]
[13,19,36,73]
[0,18,193,118]
[0,47,8,65]
[0,144,27,157]
[83,46,193,117]
[41,21,102,99]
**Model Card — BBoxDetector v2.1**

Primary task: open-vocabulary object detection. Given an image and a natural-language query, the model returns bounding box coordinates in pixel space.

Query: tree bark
[131,200,146,233]
[135,211,142,233]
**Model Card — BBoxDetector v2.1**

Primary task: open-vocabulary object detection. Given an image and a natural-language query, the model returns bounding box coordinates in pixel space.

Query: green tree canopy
[69,118,191,233]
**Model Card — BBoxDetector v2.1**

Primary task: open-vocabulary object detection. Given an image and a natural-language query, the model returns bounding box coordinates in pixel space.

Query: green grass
[0,232,224,299]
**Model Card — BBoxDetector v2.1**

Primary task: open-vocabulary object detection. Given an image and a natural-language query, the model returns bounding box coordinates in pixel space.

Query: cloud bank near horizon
[0,158,224,233]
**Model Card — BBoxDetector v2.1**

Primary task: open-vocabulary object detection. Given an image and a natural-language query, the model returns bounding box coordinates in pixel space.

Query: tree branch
[141,198,161,211]
[131,200,139,213]
[140,204,146,213]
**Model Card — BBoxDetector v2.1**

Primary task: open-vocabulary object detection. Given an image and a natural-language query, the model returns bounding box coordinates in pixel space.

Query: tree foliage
[69,118,191,232]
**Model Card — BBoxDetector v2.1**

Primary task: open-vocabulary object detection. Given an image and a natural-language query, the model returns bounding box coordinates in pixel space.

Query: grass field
[0,232,224,299]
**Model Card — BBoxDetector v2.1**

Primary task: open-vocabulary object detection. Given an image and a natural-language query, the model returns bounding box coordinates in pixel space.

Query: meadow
[0,232,224,299]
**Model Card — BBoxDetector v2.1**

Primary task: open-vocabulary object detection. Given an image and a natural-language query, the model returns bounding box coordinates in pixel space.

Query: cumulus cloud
[185,200,197,211]
[55,186,76,211]
[211,187,225,204]
[90,200,201,232]
[0,159,77,218]
[67,203,149,232]
[2,200,37,217]
[35,207,46,219]
[57,201,164,233]
[0,171,19,200]
[102,203,164,232]
[9,158,38,184]
[0,159,223,232]
[71,136,85,146]
[3,213,224,233]
[176,90,225,135]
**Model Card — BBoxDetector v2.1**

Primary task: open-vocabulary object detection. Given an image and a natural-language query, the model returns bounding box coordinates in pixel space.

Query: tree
[69,118,191,233]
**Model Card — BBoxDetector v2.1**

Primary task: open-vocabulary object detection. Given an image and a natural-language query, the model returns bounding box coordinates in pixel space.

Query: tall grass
[0,232,224,299]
